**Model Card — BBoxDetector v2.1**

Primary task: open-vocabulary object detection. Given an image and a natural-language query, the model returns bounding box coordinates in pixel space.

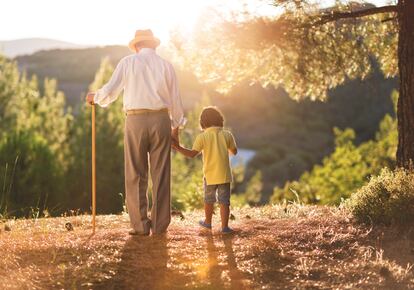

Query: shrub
[0,131,63,217]
[346,168,414,225]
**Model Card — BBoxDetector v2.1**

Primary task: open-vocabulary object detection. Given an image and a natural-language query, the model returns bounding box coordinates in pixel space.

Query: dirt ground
[1,205,414,289]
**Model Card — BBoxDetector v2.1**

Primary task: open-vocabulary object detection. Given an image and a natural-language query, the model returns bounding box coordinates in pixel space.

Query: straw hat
[128,29,160,51]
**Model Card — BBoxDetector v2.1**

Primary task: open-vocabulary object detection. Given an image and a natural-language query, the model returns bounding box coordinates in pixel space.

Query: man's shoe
[129,229,150,236]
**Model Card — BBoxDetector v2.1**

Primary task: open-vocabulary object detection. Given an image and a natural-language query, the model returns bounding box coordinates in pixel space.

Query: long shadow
[94,235,172,290]
[221,235,248,289]
[202,233,249,289]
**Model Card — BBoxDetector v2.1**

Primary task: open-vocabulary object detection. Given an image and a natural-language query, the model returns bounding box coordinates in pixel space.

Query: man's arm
[85,60,125,106]
[167,63,186,129]
[171,127,180,144]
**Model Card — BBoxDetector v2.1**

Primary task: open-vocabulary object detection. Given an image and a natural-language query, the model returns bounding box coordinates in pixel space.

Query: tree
[0,55,71,216]
[175,0,413,168]
[271,92,398,205]
[66,58,125,214]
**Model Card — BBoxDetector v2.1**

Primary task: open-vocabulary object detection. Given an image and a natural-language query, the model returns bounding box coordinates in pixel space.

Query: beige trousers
[124,110,171,234]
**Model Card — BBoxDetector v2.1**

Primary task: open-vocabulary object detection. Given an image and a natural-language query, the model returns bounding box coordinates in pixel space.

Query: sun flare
[0,0,282,46]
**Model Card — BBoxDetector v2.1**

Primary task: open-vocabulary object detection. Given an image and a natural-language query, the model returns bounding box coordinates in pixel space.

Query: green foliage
[346,168,414,225]
[217,70,395,197]
[14,46,398,196]
[244,171,263,206]
[0,131,63,216]
[176,2,397,101]
[271,93,398,205]
[66,58,125,214]
[0,55,70,217]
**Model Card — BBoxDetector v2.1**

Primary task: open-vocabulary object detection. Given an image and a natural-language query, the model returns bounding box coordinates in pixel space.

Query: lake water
[230,148,256,167]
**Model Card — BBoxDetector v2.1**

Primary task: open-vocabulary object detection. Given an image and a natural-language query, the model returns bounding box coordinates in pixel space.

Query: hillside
[0,38,83,58]
[13,47,397,196]
[1,206,413,289]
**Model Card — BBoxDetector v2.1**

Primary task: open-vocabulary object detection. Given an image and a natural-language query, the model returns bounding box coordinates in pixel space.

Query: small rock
[65,222,74,231]
[4,224,11,231]
[230,213,236,221]
[171,210,185,220]
[379,266,391,277]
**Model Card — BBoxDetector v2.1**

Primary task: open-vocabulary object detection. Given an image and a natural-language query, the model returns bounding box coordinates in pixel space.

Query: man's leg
[148,112,172,234]
[124,115,151,234]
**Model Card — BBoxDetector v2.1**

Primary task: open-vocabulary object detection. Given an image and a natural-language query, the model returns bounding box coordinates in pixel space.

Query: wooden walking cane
[91,103,96,234]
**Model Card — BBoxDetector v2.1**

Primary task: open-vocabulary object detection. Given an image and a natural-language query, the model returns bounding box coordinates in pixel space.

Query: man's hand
[171,127,179,144]
[86,92,96,105]
[171,138,180,150]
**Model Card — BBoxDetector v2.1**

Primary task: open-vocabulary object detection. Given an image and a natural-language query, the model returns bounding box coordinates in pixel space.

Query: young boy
[172,106,237,233]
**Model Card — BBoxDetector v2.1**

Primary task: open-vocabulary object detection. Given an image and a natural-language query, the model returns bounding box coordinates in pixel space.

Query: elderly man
[86,29,185,235]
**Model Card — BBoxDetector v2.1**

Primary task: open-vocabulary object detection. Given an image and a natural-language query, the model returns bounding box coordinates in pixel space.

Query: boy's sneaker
[221,227,234,234]
[199,220,212,230]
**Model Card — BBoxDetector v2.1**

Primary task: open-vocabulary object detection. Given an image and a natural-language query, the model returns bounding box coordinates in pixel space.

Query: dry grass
[1,204,414,289]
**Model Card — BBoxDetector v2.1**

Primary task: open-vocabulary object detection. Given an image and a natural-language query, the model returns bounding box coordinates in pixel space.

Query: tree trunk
[396,0,414,168]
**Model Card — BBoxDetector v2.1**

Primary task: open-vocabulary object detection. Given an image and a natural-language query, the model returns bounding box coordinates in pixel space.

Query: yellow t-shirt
[192,127,237,185]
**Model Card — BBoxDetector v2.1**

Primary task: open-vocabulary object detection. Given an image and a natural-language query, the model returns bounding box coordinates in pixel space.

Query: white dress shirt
[94,48,186,128]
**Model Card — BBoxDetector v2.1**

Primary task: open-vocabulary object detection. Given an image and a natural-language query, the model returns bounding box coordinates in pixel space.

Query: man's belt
[126,108,168,116]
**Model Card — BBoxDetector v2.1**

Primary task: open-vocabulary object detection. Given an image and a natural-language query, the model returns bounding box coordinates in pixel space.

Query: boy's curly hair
[199,106,224,129]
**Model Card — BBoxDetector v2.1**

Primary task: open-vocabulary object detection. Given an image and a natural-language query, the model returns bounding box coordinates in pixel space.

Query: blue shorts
[203,179,231,205]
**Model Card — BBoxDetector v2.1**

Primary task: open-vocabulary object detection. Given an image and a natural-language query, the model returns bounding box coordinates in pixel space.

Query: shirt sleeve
[192,134,204,152]
[167,63,187,128]
[94,59,125,107]
[227,131,237,151]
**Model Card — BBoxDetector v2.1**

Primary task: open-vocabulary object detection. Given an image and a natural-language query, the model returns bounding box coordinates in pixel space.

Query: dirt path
[1,205,413,289]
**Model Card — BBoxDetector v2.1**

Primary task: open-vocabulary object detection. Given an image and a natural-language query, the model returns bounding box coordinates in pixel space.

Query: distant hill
[0,38,84,58]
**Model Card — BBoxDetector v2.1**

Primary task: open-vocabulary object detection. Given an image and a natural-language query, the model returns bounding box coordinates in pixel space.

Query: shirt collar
[137,48,156,55]
[204,127,223,132]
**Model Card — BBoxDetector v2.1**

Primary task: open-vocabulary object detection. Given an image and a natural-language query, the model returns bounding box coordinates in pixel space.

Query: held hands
[171,127,180,151]
[86,92,96,105]
[171,138,180,150]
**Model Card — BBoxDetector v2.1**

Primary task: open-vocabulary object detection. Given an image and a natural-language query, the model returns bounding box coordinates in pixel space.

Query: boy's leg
[203,179,217,225]
[204,203,214,225]
[217,183,231,229]
[219,204,230,229]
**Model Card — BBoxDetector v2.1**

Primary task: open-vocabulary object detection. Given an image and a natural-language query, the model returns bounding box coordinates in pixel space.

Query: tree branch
[312,5,398,26]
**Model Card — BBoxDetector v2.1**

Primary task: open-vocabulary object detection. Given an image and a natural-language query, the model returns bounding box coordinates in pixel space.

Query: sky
[0,0,391,46]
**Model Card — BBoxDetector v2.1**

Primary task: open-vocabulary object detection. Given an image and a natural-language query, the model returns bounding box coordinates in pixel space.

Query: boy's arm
[175,145,200,158]
[228,132,238,155]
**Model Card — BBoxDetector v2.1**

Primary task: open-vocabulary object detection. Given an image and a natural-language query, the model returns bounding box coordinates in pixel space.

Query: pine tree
[66,58,125,214]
